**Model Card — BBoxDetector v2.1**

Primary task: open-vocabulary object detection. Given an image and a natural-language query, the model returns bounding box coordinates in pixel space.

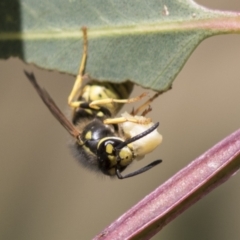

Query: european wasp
[25,27,163,179]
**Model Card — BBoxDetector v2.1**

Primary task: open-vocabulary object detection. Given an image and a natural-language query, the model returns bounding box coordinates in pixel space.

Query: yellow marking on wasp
[97,111,104,117]
[108,155,116,167]
[84,109,93,115]
[119,148,132,166]
[85,131,92,140]
[106,144,113,154]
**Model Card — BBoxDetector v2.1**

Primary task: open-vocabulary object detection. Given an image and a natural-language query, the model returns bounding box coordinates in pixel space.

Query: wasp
[24,27,163,179]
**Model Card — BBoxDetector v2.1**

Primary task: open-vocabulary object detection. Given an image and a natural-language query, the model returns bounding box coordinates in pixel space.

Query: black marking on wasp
[24,27,162,179]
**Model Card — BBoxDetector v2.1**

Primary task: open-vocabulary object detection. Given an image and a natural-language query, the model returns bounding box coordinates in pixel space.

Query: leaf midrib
[1,14,240,41]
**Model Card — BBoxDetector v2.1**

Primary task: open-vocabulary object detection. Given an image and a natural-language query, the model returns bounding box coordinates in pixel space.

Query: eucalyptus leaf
[0,0,240,90]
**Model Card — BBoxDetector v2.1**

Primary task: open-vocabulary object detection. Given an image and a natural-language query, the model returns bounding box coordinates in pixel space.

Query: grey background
[1,0,240,239]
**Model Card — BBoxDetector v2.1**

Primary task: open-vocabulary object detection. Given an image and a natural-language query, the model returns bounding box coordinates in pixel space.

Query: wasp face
[71,119,133,177]
[97,137,133,176]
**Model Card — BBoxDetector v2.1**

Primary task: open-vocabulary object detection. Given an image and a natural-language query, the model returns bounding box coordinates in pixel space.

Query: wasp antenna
[116,159,162,179]
[116,122,160,150]
[24,70,82,140]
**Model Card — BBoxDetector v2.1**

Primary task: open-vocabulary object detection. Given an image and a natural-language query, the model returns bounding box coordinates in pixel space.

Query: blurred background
[1,0,240,239]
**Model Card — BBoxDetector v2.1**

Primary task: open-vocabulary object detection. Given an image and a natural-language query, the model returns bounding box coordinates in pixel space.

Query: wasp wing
[24,71,81,139]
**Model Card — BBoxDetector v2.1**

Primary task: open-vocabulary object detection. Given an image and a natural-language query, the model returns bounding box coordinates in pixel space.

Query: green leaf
[1,0,240,90]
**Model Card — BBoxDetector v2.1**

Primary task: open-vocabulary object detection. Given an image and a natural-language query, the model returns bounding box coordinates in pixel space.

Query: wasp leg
[69,91,147,111]
[68,27,88,108]
[131,90,165,116]
[69,92,147,110]
[104,115,152,125]
[88,92,147,110]
[140,105,152,116]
